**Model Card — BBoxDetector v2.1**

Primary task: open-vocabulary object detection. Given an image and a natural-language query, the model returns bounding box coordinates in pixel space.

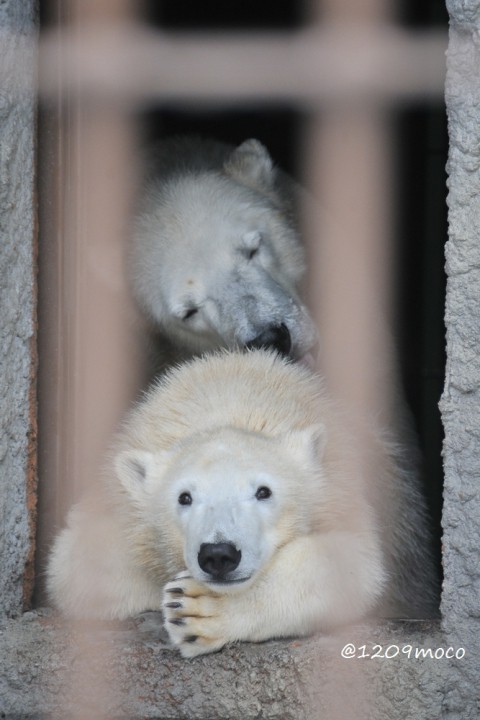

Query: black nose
[246,323,292,357]
[198,543,242,580]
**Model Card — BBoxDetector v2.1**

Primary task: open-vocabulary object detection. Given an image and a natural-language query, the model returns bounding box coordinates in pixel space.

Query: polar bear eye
[255,486,272,500]
[247,246,259,261]
[182,307,198,321]
[178,491,193,506]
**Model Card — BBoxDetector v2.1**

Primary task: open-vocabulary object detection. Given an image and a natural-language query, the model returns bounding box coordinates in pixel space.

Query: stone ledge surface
[1,610,474,719]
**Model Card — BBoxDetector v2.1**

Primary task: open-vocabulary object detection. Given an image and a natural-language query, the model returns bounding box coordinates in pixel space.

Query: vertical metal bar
[301,2,394,718]
[305,108,395,424]
[65,0,146,501]
[37,0,74,592]
[310,0,393,23]
[38,1,145,717]
[37,0,148,565]
[63,103,146,502]
[303,0,396,426]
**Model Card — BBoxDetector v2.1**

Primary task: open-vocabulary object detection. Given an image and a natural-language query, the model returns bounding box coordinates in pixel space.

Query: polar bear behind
[47,350,437,657]
[131,136,316,366]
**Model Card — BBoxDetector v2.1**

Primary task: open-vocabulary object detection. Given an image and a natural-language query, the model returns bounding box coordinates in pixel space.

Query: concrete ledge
[2,610,474,719]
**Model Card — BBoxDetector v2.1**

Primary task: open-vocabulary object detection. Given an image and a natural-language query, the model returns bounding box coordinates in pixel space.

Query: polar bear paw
[163,571,230,658]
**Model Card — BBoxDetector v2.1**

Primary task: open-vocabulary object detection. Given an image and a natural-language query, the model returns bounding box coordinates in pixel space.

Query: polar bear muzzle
[245,323,291,357]
[197,542,242,581]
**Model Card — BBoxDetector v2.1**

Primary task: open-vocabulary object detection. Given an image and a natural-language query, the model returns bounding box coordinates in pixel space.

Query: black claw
[166,587,184,595]
[164,601,182,609]
[169,618,185,626]
[185,635,198,643]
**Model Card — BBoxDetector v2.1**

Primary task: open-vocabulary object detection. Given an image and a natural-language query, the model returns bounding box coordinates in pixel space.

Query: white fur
[131,136,316,363]
[47,350,437,657]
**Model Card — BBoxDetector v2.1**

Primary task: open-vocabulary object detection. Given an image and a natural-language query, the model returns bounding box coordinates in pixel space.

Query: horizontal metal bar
[38,25,447,106]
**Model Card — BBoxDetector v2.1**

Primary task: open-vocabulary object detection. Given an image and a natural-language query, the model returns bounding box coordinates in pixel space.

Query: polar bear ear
[224,139,275,190]
[114,449,157,497]
[281,424,327,467]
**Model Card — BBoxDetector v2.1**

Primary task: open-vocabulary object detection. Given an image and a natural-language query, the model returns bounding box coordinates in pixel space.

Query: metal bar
[39,26,446,105]
[38,3,147,718]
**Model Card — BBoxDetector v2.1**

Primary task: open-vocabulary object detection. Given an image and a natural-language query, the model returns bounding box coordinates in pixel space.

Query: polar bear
[46,350,437,657]
[131,136,316,365]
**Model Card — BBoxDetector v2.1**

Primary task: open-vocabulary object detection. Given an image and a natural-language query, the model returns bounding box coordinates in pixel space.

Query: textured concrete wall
[0,612,458,719]
[441,0,480,717]
[0,0,38,616]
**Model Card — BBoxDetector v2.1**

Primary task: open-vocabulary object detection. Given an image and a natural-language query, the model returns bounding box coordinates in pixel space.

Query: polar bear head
[115,425,325,591]
[132,138,317,363]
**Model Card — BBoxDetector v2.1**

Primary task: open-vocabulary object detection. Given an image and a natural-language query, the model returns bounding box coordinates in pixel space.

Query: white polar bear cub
[47,351,437,658]
[131,136,316,364]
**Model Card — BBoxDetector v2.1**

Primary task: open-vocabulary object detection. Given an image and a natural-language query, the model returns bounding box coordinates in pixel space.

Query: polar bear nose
[198,543,242,579]
[245,323,292,357]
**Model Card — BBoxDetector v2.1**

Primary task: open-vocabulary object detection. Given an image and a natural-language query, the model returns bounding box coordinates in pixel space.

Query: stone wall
[0,612,455,719]
[0,0,38,617]
[441,0,480,716]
